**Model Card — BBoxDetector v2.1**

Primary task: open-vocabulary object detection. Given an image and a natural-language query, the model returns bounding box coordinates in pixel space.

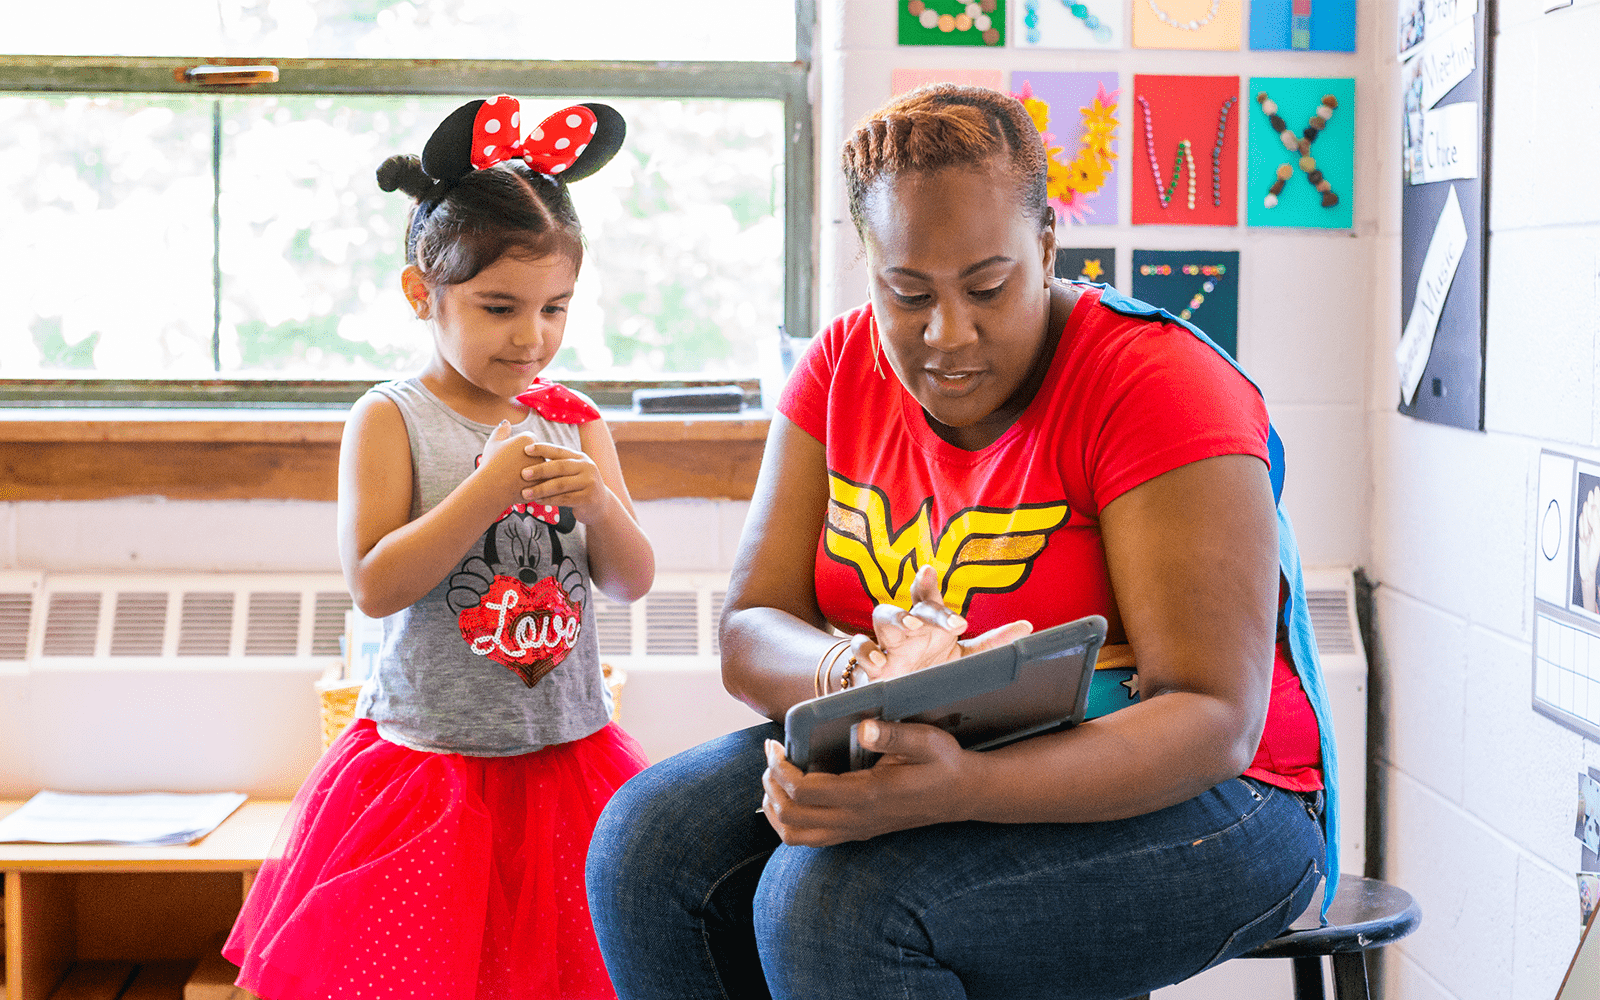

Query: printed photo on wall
[1129,75,1240,227]
[1575,473,1600,617]
[899,0,1006,46]
[1245,76,1355,229]
[1013,71,1121,226]
[891,67,1007,96]
[1055,247,1118,287]
[1249,0,1356,52]
[1130,249,1239,357]
[1015,0,1125,49]
[1131,0,1241,50]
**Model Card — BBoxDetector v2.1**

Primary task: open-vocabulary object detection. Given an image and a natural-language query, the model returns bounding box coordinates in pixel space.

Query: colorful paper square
[899,0,1007,47]
[1013,71,1122,226]
[1245,76,1355,229]
[891,67,1007,96]
[1131,0,1242,50]
[1056,247,1118,286]
[1014,0,1125,50]
[1129,75,1241,227]
[1249,0,1356,52]
[1130,249,1240,358]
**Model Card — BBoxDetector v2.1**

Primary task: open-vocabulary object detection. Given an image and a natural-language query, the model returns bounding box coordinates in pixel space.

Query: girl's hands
[520,441,619,525]
[759,722,973,845]
[853,565,1035,682]
[478,420,543,505]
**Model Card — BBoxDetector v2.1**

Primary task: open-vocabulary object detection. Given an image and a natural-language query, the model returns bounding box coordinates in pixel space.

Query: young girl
[224,96,654,1000]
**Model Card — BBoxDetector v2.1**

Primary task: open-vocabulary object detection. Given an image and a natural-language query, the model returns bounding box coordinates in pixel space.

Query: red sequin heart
[457,575,582,688]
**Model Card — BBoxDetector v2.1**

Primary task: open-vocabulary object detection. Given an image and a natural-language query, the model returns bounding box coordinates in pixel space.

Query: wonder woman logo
[824,473,1071,614]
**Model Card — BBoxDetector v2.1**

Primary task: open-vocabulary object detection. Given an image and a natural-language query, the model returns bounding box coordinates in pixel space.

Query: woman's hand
[854,564,1034,682]
[759,722,972,845]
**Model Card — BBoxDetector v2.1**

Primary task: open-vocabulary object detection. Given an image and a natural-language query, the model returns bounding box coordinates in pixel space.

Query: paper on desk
[0,790,247,845]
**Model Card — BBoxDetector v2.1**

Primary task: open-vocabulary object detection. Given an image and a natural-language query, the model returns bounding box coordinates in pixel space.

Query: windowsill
[0,409,769,502]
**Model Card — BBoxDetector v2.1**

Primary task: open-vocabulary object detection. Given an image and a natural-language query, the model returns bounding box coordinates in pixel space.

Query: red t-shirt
[779,287,1322,792]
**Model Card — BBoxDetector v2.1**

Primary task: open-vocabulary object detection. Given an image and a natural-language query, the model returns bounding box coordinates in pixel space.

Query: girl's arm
[337,393,543,618]
[523,416,654,604]
[758,452,1282,844]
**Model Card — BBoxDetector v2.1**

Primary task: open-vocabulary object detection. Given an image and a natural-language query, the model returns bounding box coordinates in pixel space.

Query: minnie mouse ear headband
[420,95,626,188]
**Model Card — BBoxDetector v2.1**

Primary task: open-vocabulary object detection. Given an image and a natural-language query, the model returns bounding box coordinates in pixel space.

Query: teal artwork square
[1245,76,1355,230]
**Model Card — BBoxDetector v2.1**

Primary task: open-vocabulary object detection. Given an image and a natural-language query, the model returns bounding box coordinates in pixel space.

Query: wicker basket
[315,665,627,751]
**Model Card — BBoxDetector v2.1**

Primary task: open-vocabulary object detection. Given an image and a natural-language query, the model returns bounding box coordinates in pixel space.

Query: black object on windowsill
[632,386,745,415]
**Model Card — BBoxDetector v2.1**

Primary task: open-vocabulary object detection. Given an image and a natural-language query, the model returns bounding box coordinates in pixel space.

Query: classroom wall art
[1131,0,1241,50]
[1015,0,1125,50]
[899,0,1006,47]
[1532,451,1600,742]
[1396,0,1487,429]
[1244,76,1355,230]
[1055,247,1118,288]
[1130,249,1239,357]
[1013,71,1121,226]
[1129,75,1240,227]
[891,67,1007,96]
[1249,0,1356,52]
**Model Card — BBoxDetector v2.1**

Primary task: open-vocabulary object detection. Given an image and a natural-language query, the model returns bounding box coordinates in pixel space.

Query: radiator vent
[1,572,730,670]
[1304,588,1358,655]
[110,592,167,657]
[0,591,33,661]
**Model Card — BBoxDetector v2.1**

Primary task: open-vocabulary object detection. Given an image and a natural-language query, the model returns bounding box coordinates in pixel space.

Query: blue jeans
[587,723,1325,1000]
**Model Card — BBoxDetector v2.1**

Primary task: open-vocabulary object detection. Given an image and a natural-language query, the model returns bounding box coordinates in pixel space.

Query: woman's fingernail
[871,650,886,666]
[902,616,923,630]
[860,720,879,742]
[948,615,967,631]
[765,739,782,761]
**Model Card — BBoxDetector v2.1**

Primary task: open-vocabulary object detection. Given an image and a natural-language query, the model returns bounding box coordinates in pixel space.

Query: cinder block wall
[1367,3,1600,998]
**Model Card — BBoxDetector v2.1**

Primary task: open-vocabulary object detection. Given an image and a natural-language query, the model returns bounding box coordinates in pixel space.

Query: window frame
[0,5,815,409]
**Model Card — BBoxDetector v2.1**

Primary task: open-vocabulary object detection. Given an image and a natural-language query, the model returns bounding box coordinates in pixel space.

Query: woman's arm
[719,415,844,720]
[760,452,1281,843]
[337,394,544,618]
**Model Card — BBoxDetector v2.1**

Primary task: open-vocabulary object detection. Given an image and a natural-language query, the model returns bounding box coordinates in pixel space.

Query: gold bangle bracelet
[814,639,851,699]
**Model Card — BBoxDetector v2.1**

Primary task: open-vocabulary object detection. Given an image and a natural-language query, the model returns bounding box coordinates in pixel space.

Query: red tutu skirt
[224,718,648,1000]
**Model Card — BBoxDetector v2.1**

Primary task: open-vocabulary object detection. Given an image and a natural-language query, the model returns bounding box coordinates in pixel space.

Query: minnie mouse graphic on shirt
[445,379,600,689]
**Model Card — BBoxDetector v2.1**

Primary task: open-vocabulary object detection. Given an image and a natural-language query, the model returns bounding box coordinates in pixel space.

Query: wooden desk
[0,800,289,1000]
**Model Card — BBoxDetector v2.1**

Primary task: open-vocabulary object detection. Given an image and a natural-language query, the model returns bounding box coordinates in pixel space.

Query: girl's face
[407,252,578,420]
[859,159,1056,451]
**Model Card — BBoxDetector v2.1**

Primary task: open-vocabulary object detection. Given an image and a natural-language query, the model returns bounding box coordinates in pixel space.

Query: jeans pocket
[1193,858,1321,977]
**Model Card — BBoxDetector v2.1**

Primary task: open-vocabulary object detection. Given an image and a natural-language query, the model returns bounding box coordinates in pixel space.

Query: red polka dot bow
[470,96,598,177]
[515,378,601,424]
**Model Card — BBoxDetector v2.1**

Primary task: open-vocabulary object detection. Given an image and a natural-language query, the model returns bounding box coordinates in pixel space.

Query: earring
[868,316,887,380]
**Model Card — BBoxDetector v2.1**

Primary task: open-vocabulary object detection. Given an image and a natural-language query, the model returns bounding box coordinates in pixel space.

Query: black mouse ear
[559,103,626,183]
[421,99,486,182]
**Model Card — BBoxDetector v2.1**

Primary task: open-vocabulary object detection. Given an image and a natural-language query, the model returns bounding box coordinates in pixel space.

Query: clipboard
[783,615,1107,773]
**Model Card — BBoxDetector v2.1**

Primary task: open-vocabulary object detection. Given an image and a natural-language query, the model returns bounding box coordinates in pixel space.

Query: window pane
[0,96,216,377]
[9,1,796,62]
[0,93,785,380]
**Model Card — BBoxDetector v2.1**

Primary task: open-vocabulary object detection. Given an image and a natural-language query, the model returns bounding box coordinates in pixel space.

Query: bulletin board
[1532,450,1600,741]
[1395,0,1492,430]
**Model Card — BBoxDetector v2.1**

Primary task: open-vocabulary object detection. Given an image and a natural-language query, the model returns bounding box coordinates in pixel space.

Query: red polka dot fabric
[224,719,646,1000]
[470,95,599,177]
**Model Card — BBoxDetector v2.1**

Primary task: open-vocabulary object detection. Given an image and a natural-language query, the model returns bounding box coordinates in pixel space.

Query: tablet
[783,615,1108,773]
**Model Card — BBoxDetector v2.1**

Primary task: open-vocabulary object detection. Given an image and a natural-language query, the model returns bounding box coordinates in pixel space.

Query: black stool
[1130,875,1421,1000]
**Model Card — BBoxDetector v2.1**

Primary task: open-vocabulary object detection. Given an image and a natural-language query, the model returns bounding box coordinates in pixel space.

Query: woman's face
[859,160,1055,450]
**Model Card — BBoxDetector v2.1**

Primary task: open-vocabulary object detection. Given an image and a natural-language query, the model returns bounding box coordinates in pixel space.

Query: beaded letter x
[1257,91,1340,208]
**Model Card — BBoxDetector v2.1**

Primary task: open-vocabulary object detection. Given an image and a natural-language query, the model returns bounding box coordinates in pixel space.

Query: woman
[587,84,1339,1000]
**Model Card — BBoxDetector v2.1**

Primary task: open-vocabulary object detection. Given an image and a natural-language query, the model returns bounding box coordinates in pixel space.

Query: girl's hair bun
[376,154,435,200]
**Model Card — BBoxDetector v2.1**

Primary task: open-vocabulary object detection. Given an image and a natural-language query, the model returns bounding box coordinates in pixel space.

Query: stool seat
[1244,875,1421,958]
[1127,875,1419,1000]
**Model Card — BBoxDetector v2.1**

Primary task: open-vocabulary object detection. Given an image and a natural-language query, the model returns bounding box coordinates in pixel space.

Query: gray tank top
[354,377,613,755]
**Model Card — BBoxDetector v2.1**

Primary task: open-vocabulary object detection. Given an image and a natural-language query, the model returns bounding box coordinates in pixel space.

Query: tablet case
[783,615,1108,773]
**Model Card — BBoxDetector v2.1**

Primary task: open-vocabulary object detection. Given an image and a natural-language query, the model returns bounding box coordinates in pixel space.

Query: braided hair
[840,83,1050,236]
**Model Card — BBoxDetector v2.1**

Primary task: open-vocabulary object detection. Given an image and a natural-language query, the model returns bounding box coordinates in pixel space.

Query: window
[0,1,813,407]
